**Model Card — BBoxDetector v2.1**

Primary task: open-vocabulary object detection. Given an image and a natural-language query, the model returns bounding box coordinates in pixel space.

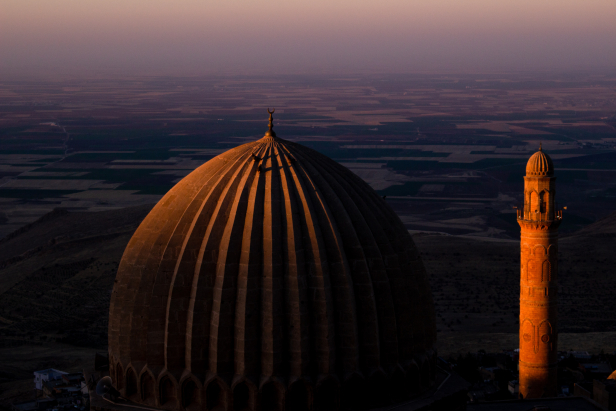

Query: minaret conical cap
[526,143,554,176]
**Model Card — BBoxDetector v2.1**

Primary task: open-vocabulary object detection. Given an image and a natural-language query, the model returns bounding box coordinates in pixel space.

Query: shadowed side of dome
[526,145,554,176]
[108,123,436,410]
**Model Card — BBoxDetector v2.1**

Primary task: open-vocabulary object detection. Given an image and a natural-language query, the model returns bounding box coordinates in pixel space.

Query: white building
[33,369,67,391]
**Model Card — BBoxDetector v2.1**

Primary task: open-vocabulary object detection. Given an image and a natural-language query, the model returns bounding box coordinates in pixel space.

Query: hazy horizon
[2,0,616,77]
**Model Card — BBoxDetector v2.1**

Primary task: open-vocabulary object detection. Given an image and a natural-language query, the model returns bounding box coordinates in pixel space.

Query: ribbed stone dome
[526,146,554,177]
[108,118,437,410]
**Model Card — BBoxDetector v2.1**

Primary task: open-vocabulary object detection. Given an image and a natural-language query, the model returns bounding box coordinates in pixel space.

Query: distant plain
[2,73,616,239]
[1,73,615,403]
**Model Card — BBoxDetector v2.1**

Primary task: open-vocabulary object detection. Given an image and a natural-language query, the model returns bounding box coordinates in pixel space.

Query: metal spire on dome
[265,108,276,137]
[539,142,542,151]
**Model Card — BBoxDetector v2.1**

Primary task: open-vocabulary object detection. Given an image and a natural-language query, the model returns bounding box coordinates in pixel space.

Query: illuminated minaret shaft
[517,144,562,398]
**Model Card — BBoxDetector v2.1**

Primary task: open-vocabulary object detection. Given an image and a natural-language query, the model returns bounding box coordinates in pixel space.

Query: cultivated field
[1,74,615,240]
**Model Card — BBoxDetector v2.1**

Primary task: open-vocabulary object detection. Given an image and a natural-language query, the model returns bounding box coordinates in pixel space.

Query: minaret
[517,144,562,398]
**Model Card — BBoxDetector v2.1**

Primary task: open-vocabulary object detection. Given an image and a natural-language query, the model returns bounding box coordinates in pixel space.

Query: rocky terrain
[414,212,616,354]
[0,205,152,350]
[0,205,614,403]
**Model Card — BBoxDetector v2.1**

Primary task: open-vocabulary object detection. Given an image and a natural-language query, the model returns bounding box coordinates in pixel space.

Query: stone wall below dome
[108,353,437,410]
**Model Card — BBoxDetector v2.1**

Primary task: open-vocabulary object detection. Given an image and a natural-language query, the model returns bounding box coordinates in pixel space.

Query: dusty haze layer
[2,0,616,76]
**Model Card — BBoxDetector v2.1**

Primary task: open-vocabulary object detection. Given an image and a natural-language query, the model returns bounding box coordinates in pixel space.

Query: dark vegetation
[0,206,613,352]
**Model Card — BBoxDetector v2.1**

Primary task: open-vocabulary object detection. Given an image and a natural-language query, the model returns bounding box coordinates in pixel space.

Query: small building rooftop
[33,368,67,374]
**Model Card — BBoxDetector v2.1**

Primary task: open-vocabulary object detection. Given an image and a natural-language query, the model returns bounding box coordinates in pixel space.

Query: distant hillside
[0,204,614,353]
[0,205,153,348]
[567,210,616,237]
[415,219,616,352]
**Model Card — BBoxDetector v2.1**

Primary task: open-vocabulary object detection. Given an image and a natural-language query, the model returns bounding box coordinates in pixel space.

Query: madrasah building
[90,112,596,411]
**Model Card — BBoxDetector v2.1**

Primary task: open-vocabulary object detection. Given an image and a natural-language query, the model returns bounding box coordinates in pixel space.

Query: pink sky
[1,0,615,76]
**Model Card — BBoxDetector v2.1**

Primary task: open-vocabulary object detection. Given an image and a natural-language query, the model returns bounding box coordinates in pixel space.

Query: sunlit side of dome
[108,120,437,410]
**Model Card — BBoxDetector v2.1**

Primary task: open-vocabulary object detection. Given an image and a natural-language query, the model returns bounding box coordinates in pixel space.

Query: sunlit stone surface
[108,118,437,410]
[518,146,560,399]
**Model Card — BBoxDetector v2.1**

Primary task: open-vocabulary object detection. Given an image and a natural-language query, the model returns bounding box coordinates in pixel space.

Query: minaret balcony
[517,208,563,223]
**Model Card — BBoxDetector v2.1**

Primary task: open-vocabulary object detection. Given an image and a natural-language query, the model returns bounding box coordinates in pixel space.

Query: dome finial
[265,108,276,137]
[539,141,542,151]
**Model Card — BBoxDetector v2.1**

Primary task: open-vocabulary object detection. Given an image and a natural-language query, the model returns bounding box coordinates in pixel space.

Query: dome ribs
[279,144,359,378]
[235,146,267,379]
[358,172,436,351]
[347,174,433,356]
[208,150,261,380]
[343,163,435,353]
[187,153,252,377]
[112,147,250,373]
[313,146,433,360]
[329,155,434,355]
[110,135,438,407]
[278,145,337,378]
[275,145,311,379]
[293,146,400,372]
[159,147,255,376]
[111,170,200,366]
[341,190,408,370]
[164,147,253,372]
[290,153,381,375]
[261,144,287,378]
[526,150,554,177]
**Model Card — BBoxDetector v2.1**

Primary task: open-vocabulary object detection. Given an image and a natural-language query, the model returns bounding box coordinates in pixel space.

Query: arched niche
[140,371,155,405]
[206,379,227,411]
[530,191,540,214]
[115,362,124,391]
[125,367,138,399]
[260,382,283,411]
[286,380,310,411]
[232,381,252,411]
[365,371,388,408]
[428,357,437,385]
[420,360,431,389]
[159,376,177,406]
[109,361,116,392]
[406,363,422,396]
[389,366,409,403]
[315,378,339,411]
[181,379,200,410]
[341,374,365,410]
[539,190,547,213]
